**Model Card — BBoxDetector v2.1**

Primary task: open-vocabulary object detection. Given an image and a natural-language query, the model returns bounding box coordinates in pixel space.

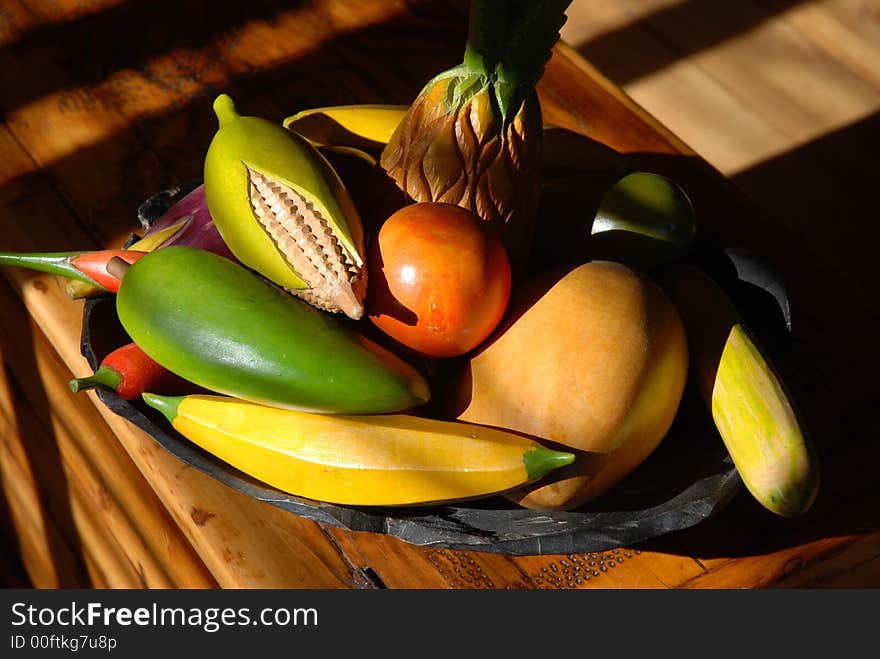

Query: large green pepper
[114,246,430,414]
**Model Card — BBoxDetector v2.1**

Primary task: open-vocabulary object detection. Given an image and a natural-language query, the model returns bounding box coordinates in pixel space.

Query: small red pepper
[69,342,195,400]
[0,249,148,293]
[69,250,148,293]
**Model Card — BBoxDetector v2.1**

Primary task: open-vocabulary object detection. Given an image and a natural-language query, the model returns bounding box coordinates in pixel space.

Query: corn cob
[204,94,368,320]
[381,0,571,277]
[248,168,366,319]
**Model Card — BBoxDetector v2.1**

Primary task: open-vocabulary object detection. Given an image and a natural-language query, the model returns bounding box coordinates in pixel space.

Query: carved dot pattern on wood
[425,548,643,589]
[427,549,499,589]
[528,550,640,589]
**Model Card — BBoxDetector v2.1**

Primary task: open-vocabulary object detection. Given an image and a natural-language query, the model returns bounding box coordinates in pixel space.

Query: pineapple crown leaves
[461,0,572,118]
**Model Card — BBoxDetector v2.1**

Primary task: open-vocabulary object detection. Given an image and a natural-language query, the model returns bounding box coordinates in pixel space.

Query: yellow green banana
[661,265,820,517]
[142,392,575,507]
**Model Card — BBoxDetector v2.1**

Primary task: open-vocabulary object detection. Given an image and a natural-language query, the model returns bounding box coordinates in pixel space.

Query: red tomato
[366,202,512,358]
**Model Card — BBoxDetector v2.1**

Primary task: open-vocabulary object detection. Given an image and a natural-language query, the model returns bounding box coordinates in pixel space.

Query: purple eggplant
[141,184,236,262]
[64,184,239,299]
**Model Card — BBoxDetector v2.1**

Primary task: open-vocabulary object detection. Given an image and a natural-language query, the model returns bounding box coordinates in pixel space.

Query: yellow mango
[444,260,689,510]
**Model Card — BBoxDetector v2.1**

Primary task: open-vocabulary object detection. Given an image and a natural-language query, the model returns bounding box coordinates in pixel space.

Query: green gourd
[589,172,697,273]
[534,171,696,275]
[204,93,368,320]
[114,246,430,415]
[661,265,820,517]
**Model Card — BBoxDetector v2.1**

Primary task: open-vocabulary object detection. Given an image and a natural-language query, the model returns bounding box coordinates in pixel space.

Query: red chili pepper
[0,249,148,293]
[69,250,148,293]
[69,342,195,400]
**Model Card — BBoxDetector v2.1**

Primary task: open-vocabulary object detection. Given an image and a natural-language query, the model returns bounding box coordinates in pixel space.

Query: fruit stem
[523,445,575,480]
[0,251,102,287]
[142,393,183,424]
[462,0,508,78]
[69,365,122,393]
[213,93,239,127]
[105,256,131,280]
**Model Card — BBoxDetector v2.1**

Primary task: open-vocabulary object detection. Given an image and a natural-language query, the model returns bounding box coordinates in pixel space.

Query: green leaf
[461,0,572,120]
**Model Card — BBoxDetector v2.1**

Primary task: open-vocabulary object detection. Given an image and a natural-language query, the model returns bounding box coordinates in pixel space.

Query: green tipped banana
[142,392,573,506]
[283,104,408,153]
[661,265,820,517]
[204,93,368,320]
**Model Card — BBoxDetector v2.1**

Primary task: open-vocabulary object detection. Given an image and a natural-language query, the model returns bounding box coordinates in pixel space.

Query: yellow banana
[142,393,575,507]
[283,104,408,153]
[284,104,619,183]
[661,265,820,517]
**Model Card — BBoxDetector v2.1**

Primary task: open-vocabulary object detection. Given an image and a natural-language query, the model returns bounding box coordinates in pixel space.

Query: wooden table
[1,0,878,589]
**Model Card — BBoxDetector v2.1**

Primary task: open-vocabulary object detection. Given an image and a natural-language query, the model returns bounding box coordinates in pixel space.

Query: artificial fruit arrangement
[1,0,819,522]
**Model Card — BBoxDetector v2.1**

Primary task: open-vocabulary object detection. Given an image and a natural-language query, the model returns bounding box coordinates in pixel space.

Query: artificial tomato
[366,202,512,358]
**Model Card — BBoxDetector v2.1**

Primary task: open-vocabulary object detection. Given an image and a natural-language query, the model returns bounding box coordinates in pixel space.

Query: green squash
[116,247,430,415]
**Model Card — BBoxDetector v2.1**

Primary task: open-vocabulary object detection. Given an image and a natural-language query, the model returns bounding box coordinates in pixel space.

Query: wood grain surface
[562,0,880,317]
[0,0,877,589]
